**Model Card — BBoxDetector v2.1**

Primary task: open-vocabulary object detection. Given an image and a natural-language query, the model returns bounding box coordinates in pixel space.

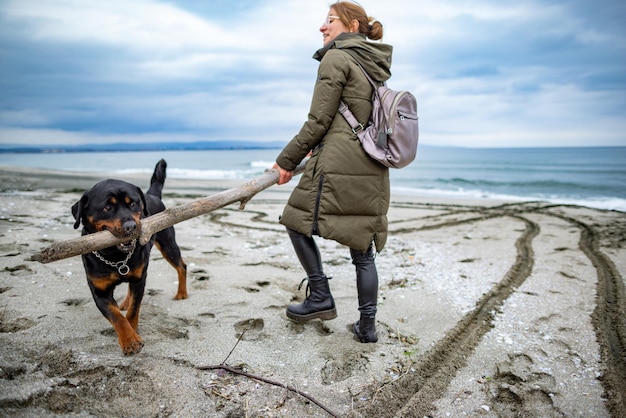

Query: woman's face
[319,9,349,46]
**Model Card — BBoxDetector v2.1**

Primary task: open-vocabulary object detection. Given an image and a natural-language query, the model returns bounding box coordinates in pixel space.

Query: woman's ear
[350,19,360,32]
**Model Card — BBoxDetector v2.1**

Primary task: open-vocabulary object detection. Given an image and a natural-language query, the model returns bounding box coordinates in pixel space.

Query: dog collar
[92,240,137,276]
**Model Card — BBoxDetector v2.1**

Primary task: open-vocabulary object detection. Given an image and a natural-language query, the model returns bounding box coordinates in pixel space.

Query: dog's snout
[122,220,137,235]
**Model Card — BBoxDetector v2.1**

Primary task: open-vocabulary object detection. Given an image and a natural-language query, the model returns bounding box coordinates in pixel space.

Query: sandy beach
[1,165,625,417]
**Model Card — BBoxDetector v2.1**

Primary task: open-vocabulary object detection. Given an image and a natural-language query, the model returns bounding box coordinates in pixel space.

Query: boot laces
[297,275,332,297]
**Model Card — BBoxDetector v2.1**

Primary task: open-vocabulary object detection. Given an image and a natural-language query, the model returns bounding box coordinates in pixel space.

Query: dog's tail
[147,159,167,199]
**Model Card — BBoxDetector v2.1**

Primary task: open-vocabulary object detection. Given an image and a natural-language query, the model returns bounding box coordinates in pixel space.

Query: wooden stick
[30,161,307,264]
[197,330,339,417]
[197,364,339,417]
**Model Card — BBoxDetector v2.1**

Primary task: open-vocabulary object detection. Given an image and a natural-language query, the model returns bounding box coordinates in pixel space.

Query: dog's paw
[173,290,188,300]
[120,335,144,355]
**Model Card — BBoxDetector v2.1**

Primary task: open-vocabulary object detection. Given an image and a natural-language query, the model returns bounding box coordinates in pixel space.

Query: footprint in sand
[0,315,36,332]
[234,318,265,341]
[488,353,562,416]
[321,352,370,385]
[60,297,89,306]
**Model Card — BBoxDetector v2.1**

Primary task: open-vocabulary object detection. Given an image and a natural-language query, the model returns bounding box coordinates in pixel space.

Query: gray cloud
[1,0,624,147]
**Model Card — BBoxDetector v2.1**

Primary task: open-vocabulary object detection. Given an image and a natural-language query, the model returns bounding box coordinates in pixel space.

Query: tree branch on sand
[196,330,339,417]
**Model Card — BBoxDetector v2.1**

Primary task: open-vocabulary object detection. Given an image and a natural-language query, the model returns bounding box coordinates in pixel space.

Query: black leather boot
[285,228,337,322]
[353,315,378,343]
[351,245,379,343]
[286,276,337,322]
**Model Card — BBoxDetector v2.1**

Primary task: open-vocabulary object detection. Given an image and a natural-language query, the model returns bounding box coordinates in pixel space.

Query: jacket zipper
[312,175,324,235]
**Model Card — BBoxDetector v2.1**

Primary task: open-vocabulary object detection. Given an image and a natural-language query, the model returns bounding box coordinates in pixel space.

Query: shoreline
[3,145,626,213]
[1,167,625,417]
[0,165,594,211]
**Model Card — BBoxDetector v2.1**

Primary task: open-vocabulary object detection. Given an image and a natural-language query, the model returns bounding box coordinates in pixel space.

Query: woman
[272,1,392,343]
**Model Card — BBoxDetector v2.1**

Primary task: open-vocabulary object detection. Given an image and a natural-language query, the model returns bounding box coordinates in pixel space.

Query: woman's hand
[272,162,294,185]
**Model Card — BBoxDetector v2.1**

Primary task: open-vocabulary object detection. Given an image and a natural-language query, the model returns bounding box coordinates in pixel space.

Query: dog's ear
[71,194,87,229]
[137,187,149,217]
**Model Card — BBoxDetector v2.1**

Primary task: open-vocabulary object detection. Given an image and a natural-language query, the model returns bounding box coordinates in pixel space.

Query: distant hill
[0,140,286,153]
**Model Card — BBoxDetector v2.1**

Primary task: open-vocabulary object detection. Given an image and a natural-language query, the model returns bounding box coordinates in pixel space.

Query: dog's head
[72,179,149,253]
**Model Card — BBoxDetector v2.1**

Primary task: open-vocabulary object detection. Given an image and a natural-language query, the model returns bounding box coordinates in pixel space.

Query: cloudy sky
[1,0,624,148]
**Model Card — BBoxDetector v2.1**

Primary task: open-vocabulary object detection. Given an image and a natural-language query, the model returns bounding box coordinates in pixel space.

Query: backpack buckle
[352,123,365,134]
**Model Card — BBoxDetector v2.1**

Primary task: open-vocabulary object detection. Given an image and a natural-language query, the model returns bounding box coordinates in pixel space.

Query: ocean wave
[112,163,274,180]
[438,177,623,193]
[2,148,624,212]
[166,167,266,180]
[250,160,275,169]
[391,186,626,212]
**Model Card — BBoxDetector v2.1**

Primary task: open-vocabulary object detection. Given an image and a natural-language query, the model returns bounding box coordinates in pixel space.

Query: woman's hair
[330,1,383,40]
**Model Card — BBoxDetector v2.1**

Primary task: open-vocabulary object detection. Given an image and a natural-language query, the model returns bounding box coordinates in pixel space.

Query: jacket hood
[313,32,393,83]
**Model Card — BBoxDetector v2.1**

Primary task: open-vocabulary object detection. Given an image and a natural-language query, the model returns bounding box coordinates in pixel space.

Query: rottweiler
[72,159,187,355]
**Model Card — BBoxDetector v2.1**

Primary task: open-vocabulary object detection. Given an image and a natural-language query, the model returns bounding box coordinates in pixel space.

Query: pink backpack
[339,64,419,169]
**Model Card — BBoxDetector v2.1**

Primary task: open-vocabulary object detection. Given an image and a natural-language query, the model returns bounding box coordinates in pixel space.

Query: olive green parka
[276,32,393,253]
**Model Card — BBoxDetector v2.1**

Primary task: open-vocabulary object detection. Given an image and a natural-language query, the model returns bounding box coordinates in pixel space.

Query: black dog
[72,159,187,355]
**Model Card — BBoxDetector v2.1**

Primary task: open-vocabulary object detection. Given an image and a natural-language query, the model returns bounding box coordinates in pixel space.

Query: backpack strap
[338,61,381,137]
[338,101,365,135]
[340,49,384,89]
[353,62,380,90]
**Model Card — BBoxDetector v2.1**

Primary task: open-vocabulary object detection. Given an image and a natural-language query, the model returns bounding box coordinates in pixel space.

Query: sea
[1,146,625,212]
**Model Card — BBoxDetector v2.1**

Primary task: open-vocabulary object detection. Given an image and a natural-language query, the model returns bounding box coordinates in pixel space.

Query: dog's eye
[129,201,138,209]
[103,205,113,212]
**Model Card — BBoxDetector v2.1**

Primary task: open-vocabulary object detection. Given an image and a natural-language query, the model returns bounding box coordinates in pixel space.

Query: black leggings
[286,228,378,316]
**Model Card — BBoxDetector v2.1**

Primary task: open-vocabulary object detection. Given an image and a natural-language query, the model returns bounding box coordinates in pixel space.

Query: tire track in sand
[545,208,626,417]
[204,201,626,417]
[358,203,626,417]
[358,211,539,417]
